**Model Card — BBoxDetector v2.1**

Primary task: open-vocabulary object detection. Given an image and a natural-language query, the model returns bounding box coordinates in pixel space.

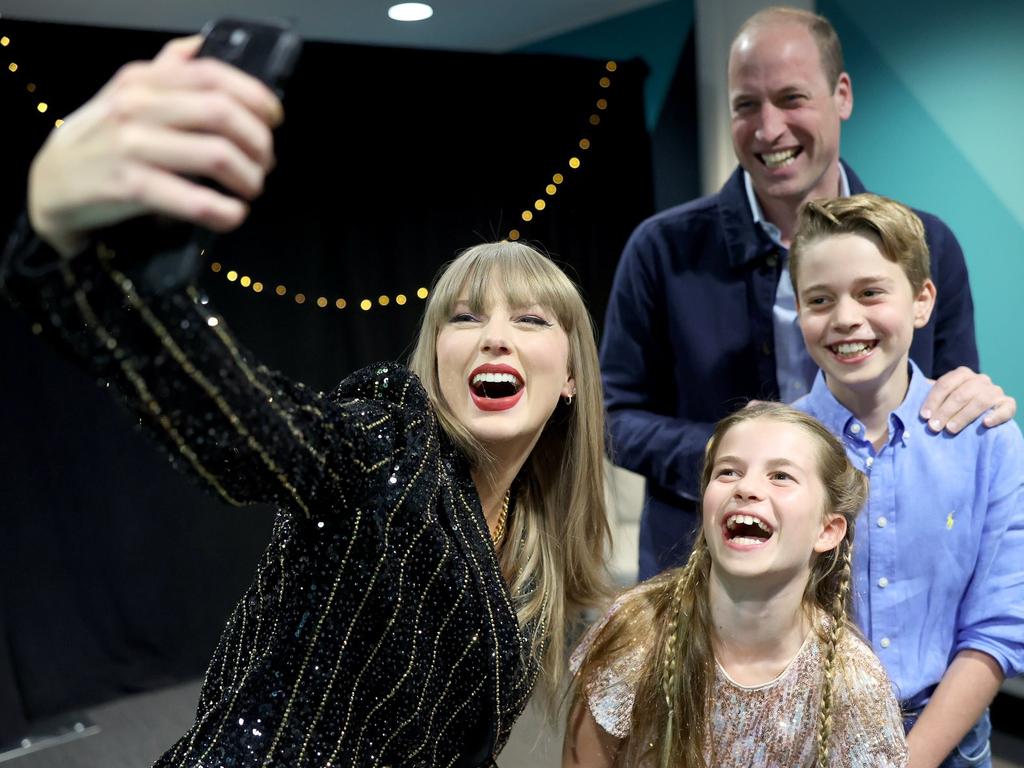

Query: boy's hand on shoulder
[921,367,1017,434]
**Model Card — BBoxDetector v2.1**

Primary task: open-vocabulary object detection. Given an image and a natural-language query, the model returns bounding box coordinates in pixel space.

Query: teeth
[472,372,520,386]
[725,514,771,532]
[833,342,872,356]
[762,149,798,168]
[732,536,767,545]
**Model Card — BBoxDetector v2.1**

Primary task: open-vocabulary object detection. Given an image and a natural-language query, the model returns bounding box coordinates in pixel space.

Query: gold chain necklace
[491,488,511,546]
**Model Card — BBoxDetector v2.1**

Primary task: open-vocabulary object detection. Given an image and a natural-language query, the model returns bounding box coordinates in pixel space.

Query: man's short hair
[734,6,845,90]
[790,193,932,296]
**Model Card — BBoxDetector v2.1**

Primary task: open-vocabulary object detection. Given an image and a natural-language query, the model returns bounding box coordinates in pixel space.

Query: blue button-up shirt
[744,165,851,404]
[795,361,1024,702]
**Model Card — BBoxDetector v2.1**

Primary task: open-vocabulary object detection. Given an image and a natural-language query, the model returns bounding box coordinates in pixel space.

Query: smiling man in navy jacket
[601,6,1017,580]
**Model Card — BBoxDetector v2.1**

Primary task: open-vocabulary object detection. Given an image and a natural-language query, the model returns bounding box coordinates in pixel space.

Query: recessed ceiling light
[388,3,434,22]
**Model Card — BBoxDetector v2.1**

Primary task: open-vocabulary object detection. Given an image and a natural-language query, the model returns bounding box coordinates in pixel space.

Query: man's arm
[600,228,715,501]
[919,216,1017,430]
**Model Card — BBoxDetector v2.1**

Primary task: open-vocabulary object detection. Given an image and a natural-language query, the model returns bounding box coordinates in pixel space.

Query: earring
[563,392,575,406]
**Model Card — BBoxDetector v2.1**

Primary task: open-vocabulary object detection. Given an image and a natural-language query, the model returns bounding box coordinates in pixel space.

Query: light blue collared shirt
[794,361,1024,703]
[744,165,851,403]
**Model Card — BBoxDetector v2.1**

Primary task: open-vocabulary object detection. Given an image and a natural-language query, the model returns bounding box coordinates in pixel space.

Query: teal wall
[821,0,1024,418]
[520,0,692,130]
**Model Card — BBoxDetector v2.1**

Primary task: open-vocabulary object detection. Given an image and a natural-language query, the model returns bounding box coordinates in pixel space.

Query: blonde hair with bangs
[409,241,612,704]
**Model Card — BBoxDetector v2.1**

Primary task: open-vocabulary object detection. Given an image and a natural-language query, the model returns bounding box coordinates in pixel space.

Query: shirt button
[880,637,891,648]
[878,577,889,588]
[850,424,862,434]
[865,456,874,468]
[766,253,779,268]
[877,516,888,528]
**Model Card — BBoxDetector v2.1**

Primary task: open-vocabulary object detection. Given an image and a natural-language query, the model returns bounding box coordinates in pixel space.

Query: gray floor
[4,679,1023,767]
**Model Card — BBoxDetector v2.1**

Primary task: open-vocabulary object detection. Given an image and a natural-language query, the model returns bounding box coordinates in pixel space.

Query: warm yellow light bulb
[54,119,64,128]
[534,199,546,211]
[0,37,9,47]
[508,230,520,241]
[417,287,429,299]
[335,298,347,309]
[606,61,617,72]
[545,184,557,195]
[360,299,372,311]
[597,98,608,110]
[275,285,287,296]
[8,62,16,72]
[521,210,533,222]
[569,157,581,169]
[239,275,252,288]
[396,294,407,305]
[226,270,239,282]
[579,138,591,150]
[317,297,328,308]
[553,173,564,184]
[294,293,306,304]
[599,77,610,88]
[589,114,600,125]
[37,102,48,113]
[253,282,264,293]
[210,262,222,273]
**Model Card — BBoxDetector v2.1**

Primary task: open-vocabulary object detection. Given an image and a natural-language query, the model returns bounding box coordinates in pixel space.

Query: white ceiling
[0,0,665,52]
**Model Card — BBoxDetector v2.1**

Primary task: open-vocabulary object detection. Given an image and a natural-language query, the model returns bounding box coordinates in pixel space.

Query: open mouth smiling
[758,147,802,169]
[723,513,775,547]
[470,370,523,399]
[468,364,525,411]
[827,340,878,359]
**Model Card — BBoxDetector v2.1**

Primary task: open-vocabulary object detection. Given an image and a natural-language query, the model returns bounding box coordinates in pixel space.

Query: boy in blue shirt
[790,194,1023,768]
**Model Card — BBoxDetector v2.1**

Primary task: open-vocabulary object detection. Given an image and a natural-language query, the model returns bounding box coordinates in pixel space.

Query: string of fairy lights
[3,26,618,313]
[2,33,64,128]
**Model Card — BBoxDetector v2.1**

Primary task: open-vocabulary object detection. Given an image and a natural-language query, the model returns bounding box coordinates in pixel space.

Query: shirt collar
[743,163,852,245]
[805,359,925,446]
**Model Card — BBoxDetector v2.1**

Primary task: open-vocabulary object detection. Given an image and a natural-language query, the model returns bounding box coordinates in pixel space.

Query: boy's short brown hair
[790,193,932,296]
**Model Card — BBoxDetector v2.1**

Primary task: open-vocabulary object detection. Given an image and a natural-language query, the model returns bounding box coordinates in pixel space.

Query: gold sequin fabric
[1,220,538,767]
[570,588,908,767]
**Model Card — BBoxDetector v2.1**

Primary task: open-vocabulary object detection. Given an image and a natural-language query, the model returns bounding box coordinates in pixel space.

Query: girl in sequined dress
[3,36,611,767]
[564,405,908,768]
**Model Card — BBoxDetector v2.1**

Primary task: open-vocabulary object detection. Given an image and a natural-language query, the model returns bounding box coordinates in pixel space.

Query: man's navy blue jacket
[600,162,978,579]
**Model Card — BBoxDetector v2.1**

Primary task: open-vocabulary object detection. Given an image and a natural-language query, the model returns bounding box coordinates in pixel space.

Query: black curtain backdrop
[0,19,658,736]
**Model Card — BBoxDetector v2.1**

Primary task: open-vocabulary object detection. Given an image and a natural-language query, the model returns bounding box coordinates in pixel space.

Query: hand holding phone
[27,24,301,262]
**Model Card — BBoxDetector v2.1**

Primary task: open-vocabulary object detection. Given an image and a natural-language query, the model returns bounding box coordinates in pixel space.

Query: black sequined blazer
[1,220,540,767]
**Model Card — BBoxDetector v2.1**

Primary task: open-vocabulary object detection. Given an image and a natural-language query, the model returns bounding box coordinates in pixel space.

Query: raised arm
[2,36,409,517]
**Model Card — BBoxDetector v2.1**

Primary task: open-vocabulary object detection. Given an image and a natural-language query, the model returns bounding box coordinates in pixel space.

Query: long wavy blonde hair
[573,403,867,766]
[409,241,612,703]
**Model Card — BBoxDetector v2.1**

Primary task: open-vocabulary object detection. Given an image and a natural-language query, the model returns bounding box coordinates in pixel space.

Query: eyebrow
[714,455,805,472]
[800,275,895,295]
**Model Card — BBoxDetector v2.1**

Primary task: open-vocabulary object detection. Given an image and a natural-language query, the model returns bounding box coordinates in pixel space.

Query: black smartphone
[101,20,303,292]
[197,19,302,97]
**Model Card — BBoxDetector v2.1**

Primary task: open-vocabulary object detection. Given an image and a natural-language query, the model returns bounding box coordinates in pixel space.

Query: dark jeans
[903,707,992,768]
